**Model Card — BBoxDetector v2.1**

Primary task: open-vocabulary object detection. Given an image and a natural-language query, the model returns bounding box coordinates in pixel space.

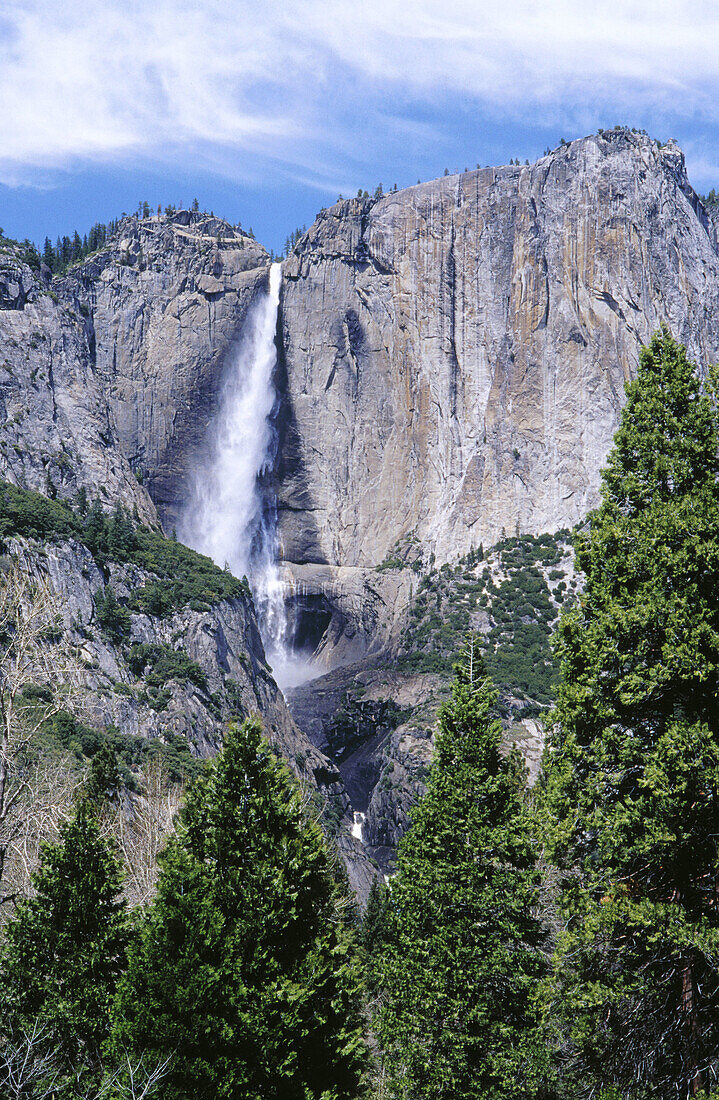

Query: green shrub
[126,642,208,693]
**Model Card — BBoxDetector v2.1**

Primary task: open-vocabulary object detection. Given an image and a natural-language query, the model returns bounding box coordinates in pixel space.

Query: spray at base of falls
[178,262,310,691]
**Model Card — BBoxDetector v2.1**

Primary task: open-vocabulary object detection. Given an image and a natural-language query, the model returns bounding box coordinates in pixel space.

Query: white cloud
[1,0,719,186]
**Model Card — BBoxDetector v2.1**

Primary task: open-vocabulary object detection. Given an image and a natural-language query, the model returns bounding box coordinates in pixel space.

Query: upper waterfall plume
[179,261,281,578]
[178,261,302,687]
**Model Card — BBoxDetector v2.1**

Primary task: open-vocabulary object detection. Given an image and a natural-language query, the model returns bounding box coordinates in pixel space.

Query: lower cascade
[179,261,311,690]
[351,812,366,843]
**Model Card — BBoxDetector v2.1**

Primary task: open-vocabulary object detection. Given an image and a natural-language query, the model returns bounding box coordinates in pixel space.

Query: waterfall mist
[179,262,314,691]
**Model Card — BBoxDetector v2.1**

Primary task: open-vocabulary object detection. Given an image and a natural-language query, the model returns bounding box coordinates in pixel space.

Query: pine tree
[377,639,548,1099]
[541,329,719,1098]
[361,876,389,958]
[107,502,136,558]
[83,741,121,809]
[112,718,366,1100]
[42,236,55,270]
[359,877,389,1000]
[83,498,109,558]
[94,584,130,644]
[0,802,129,1092]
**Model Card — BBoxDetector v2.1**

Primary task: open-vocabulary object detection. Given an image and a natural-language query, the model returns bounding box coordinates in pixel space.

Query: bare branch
[0,559,84,908]
[0,1020,60,1099]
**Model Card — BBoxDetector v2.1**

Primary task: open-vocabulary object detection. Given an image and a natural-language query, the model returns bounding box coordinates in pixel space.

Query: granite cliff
[4,127,719,889]
[0,216,374,894]
[0,211,269,529]
[271,128,719,871]
[278,129,719,578]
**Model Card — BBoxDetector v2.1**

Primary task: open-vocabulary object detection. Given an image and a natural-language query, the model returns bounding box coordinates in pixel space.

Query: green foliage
[360,877,390,997]
[375,555,406,572]
[541,329,719,1097]
[377,639,549,1099]
[43,708,107,759]
[0,803,130,1093]
[124,524,248,613]
[38,220,118,274]
[0,480,78,545]
[126,642,209,711]
[0,232,42,270]
[95,584,131,644]
[283,225,307,256]
[82,741,122,808]
[360,878,389,958]
[125,643,208,693]
[43,709,203,786]
[0,480,247,615]
[376,533,424,573]
[398,530,573,708]
[112,718,367,1100]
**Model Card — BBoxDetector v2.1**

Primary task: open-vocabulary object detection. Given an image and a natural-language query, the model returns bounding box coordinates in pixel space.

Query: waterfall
[351,812,366,843]
[179,261,305,689]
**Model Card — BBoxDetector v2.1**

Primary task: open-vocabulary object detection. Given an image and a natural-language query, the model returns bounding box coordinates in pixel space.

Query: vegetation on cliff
[397,530,577,709]
[0,481,248,611]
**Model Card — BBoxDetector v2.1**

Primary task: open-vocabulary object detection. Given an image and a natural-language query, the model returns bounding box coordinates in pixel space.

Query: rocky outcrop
[63,213,270,528]
[279,561,416,669]
[0,214,269,529]
[0,216,383,897]
[278,129,719,570]
[8,535,324,776]
[0,240,157,522]
[6,529,378,898]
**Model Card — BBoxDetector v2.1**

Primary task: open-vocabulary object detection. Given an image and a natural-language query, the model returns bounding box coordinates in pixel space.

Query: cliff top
[312,127,703,225]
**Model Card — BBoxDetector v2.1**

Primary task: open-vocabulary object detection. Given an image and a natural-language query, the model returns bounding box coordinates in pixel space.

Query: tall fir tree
[376,638,548,1100]
[541,329,719,1097]
[0,801,130,1093]
[112,717,366,1100]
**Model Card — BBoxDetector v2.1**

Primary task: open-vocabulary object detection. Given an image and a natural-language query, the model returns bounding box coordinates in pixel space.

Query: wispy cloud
[2,0,719,187]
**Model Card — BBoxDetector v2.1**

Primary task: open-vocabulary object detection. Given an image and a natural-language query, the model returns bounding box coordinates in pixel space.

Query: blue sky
[2,0,719,255]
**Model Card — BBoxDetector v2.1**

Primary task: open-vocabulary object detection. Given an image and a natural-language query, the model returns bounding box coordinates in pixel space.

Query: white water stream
[351,812,366,844]
[179,261,307,690]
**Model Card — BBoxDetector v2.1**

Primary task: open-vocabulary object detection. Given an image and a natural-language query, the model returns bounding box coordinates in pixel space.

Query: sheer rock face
[278,130,719,569]
[0,214,269,529]
[0,243,158,522]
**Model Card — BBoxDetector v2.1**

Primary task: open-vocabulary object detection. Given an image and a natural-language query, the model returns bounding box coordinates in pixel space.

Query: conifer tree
[359,877,390,1003]
[542,329,719,1097]
[42,236,55,270]
[112,718,366,1100]
[361,877,389,958]
[377,639,547,1099]
[0,802,130,1092]
[83,741,122,809]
